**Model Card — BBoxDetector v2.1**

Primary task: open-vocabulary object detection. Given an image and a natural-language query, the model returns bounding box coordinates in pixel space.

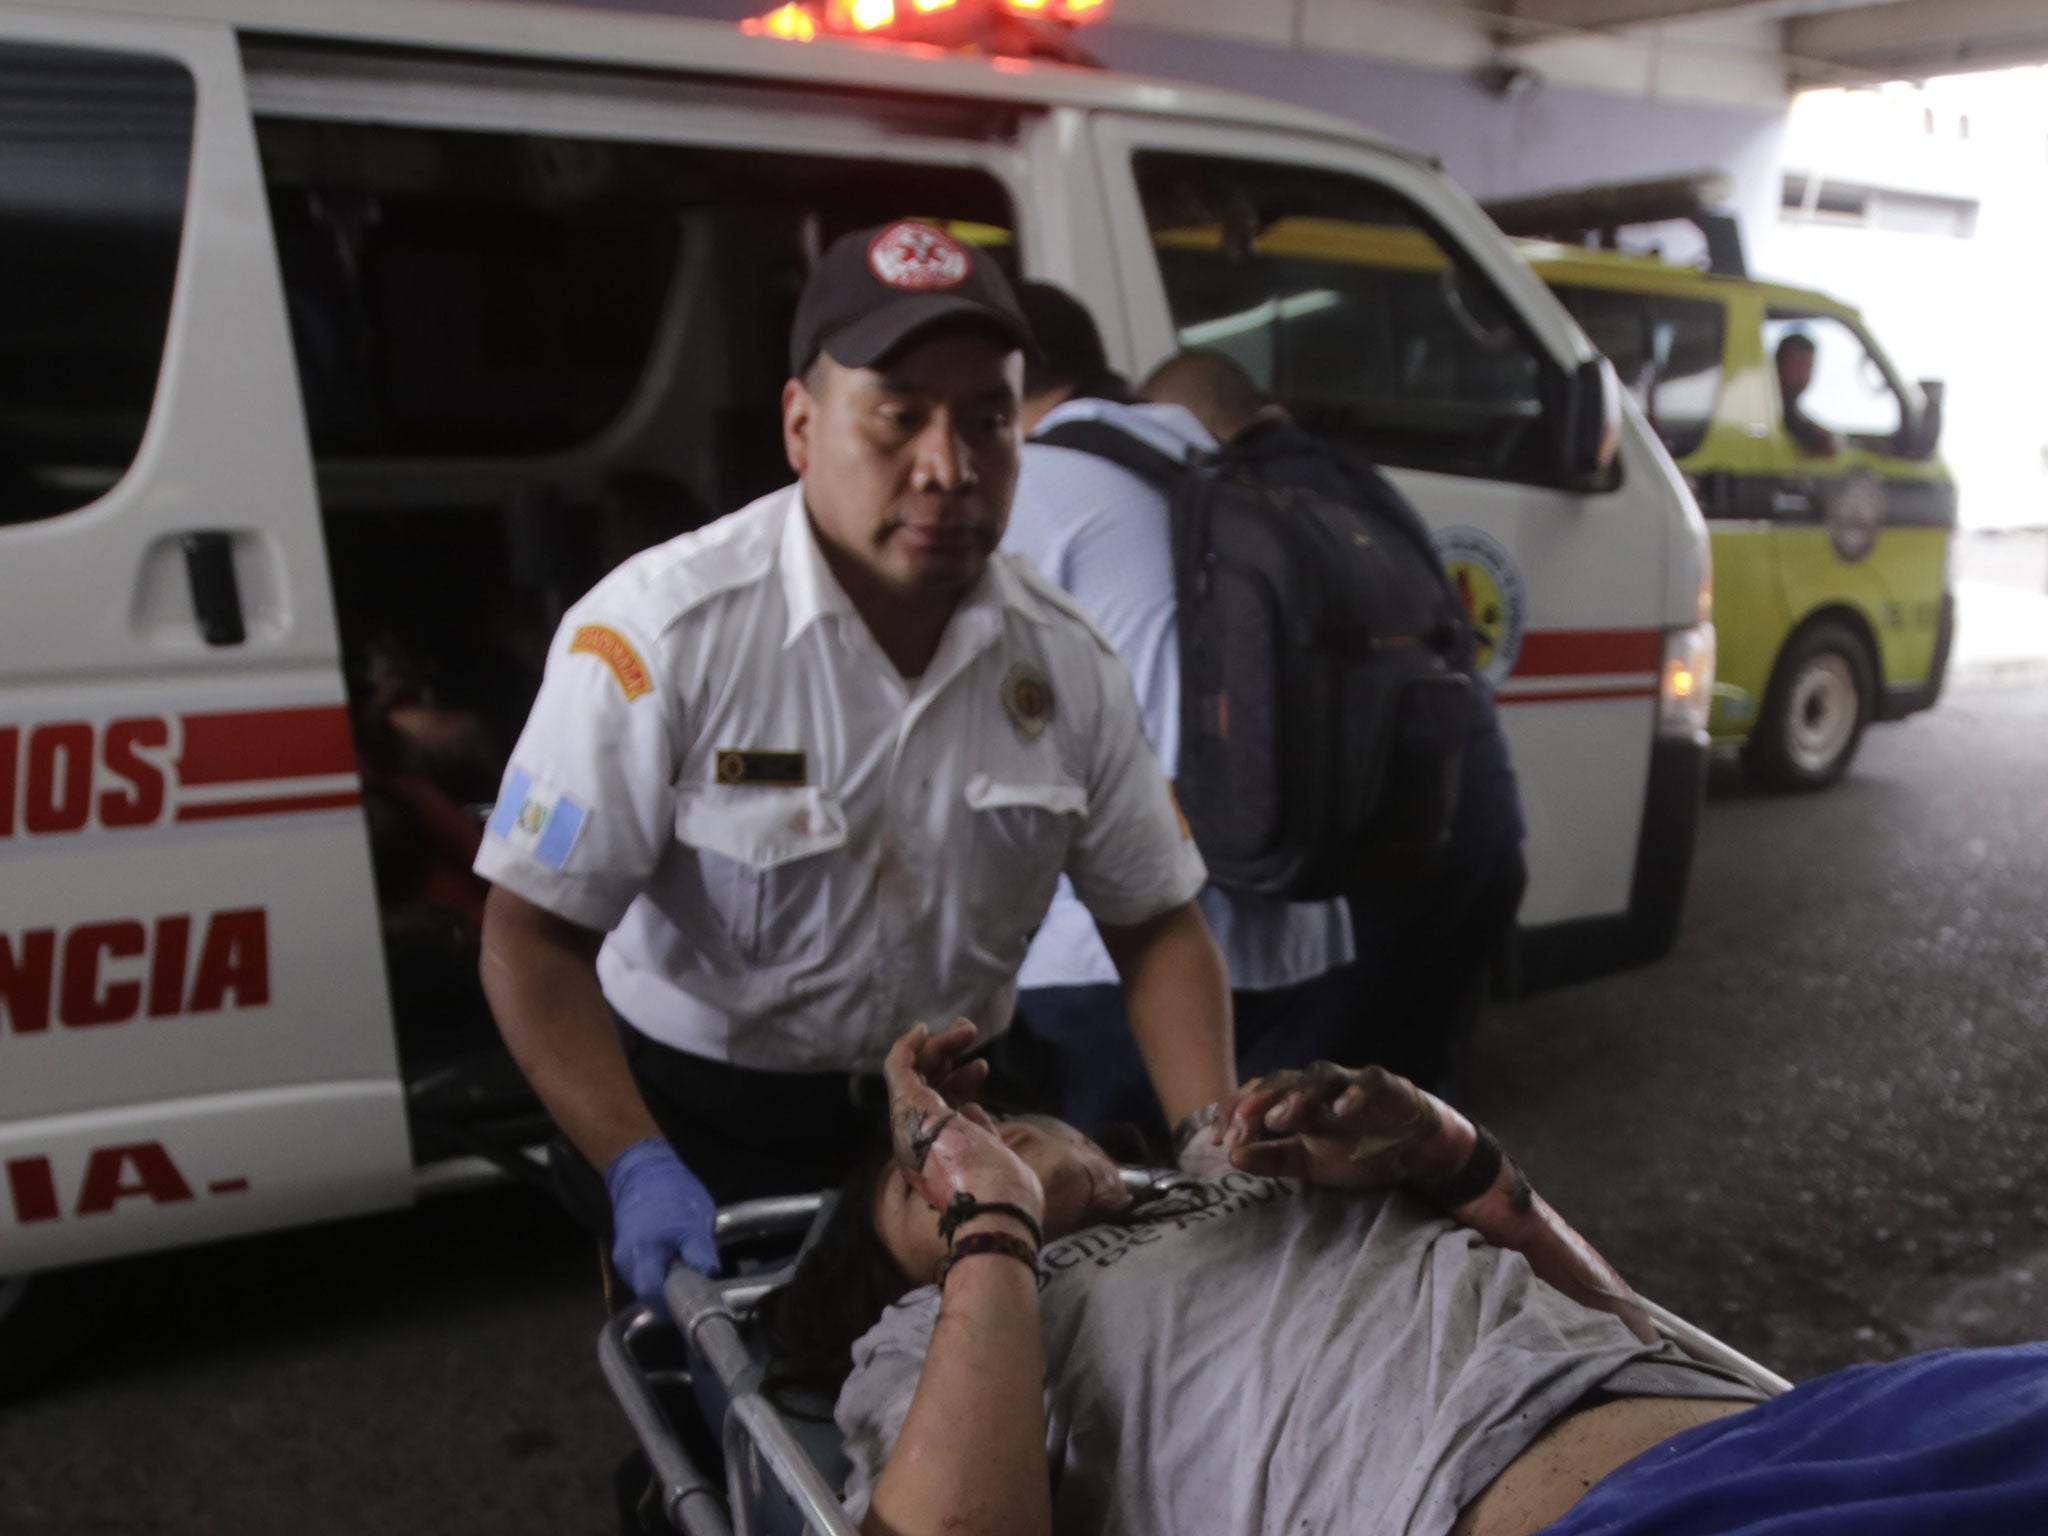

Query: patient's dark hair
[755,1128,910,1415]
[753,1110,1172,1414]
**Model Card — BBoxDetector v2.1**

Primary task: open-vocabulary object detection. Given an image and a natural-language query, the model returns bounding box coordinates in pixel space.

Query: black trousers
[613,1020,883,1205]
[1010,842,1529,1145]
[1343,842,1528,1099]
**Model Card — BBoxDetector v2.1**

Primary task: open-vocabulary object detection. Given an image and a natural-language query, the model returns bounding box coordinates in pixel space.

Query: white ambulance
[0,0,1713,1380]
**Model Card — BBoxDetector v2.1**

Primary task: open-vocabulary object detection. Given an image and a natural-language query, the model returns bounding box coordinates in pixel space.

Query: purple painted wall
[1083,24,1785,209]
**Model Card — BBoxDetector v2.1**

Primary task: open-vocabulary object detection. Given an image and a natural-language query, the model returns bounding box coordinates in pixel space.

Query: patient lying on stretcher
[756,1022,2048,1536]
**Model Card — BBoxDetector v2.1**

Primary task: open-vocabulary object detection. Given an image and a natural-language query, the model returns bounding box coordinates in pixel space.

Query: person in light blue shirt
[998,284,1357,1143]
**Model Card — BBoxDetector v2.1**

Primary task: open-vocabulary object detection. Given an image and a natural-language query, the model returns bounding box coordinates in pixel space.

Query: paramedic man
[472,222,1234,1310]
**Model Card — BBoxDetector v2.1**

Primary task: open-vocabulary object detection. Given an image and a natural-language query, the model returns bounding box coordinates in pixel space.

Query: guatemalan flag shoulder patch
[486,766,589,872]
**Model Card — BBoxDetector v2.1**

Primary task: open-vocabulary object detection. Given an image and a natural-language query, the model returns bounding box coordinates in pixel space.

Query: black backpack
[1033,420,1476,900]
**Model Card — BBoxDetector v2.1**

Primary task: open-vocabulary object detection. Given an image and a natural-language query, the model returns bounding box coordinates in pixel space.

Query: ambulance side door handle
[181,531,247,647]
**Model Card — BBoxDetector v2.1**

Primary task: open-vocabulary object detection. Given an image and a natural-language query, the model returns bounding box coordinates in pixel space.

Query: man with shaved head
[1140,347,1527,1097]
[999,287,1356,1146]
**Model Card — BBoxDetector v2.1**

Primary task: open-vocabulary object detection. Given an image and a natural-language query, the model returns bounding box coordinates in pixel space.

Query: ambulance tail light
[1657,623,1716,741]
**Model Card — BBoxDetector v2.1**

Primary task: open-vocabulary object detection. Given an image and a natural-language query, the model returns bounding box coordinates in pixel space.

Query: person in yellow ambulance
[471,221,1234,1311]
[1775,332,1842,459]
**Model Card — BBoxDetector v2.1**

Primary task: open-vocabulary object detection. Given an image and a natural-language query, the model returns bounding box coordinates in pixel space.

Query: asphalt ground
[4,679,2046,1534]
[1470,676,2048,1384]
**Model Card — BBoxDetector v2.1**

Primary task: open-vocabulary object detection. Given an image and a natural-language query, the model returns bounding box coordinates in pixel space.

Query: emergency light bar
[743,0,1110,58]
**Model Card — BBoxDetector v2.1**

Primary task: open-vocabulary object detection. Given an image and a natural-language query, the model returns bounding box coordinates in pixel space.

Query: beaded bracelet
[937,1192,1045,1249]
[937,1229,1040,1286]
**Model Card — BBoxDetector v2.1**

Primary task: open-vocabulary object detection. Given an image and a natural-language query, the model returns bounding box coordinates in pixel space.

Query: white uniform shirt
[474,485,1206,1071]
[1004,398,1353,994]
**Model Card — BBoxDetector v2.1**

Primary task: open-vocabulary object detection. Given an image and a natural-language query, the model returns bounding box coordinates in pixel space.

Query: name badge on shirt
[716,749,808,788]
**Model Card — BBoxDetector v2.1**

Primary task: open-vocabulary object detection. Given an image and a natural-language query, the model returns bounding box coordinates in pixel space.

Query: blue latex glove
[605,1138,720,1308]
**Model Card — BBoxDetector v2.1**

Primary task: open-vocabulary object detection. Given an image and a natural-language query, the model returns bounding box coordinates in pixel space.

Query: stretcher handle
[598,1309,737,1536]
[669,1264,863,1536]
[1638,1296,1793,1397]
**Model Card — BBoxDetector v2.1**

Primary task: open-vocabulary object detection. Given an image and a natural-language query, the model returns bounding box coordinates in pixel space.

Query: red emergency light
[743,0,1110,53]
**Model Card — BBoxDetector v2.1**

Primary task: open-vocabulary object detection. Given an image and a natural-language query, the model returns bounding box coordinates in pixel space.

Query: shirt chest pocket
[675,785,849,968]
[964,773,1088,963]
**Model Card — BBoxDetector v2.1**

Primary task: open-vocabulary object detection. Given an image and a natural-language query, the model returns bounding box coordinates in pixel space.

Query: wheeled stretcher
[599,1185,1793,1536]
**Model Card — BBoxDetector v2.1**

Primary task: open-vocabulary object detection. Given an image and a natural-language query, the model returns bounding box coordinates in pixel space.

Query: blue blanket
[1541,1344,2048,1535]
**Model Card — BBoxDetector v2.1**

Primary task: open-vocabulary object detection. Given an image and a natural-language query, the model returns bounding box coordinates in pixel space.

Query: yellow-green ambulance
[1526,247,1954,788]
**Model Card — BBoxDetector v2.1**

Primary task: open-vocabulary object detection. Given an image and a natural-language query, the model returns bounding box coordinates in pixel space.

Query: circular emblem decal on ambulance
[1433,526,1527,687]
[1825,469,1885,564]
[868,221,972,291]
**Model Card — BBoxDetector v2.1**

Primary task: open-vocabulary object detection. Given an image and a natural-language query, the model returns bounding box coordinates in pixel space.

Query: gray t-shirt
[837,1172,1761,1536]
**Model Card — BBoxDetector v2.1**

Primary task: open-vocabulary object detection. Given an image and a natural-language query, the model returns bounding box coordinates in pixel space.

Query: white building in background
[1754,72,2048,531]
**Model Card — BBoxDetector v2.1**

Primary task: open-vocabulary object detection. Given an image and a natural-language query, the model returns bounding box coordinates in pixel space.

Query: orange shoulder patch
[569,624,653,702]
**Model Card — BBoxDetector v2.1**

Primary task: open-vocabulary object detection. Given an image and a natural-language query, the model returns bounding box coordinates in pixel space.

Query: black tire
[0,1269,98,1398]
[1743,619,1875,791]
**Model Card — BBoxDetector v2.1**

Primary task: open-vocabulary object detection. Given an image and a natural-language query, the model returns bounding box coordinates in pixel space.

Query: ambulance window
[1553,286,1725,460]
[255,117,1018,476]
[1133,153,1551,485]
[1762,312,1903,448]
[0,43,194,527]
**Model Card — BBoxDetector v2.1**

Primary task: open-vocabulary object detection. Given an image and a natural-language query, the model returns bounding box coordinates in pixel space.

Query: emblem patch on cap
[868,221,971,292]
[1001,661,1056,740]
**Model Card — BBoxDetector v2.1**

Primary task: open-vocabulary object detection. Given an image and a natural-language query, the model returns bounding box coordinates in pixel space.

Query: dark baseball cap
[789,219,1033,377]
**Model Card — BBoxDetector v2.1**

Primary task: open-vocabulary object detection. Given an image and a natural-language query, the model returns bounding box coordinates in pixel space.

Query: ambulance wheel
[0,1270,96,1397]
[1744,620,1873,791]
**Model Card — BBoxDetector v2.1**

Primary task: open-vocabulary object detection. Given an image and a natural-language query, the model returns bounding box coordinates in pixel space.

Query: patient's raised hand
[1217,1062,1467,1189]
[909,1016,993,1107]
[885,1021,1043,1226]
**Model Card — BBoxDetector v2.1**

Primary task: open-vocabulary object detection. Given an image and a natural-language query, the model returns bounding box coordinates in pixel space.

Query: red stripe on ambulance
[1,707,360,837]
[177,705,355,786]
[0,908,270,1034]
[175,789,363,823]
[1510,628,1663,679]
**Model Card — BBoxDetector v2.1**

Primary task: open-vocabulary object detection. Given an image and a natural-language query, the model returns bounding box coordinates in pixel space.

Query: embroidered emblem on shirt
[485,767,589,872]
[716,749,809,787]
[569,624,653,702]
[1001,662,1055,741]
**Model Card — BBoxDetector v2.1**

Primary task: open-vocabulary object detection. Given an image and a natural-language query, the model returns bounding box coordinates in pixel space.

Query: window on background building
[1550,287,1726,461]
[1133,152,1553,486]
[0,42,195,527]
[1780,174,1979,238]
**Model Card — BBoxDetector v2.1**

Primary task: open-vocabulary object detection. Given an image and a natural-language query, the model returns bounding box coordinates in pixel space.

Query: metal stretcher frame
[599,1187,1795,1536]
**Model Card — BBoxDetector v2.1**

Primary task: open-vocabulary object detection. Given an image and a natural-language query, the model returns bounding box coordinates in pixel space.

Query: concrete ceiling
[1502,0,2048,84]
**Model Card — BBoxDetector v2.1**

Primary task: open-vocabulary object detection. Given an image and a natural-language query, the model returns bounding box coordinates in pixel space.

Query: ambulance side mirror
[1560,355,1622,490]
[1898,378,1945,462]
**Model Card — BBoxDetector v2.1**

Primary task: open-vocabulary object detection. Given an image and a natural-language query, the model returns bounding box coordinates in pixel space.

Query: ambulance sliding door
[1087,117,1669,934]
[0,10,407,1277]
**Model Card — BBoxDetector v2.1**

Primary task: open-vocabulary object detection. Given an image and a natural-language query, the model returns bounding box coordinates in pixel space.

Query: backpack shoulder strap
[1031,419,1189,492]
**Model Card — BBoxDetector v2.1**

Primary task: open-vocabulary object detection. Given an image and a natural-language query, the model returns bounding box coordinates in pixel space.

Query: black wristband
[1414,1125,1505,1210]
[937,1230,1040,1286]
[937,1192,1045,1249]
